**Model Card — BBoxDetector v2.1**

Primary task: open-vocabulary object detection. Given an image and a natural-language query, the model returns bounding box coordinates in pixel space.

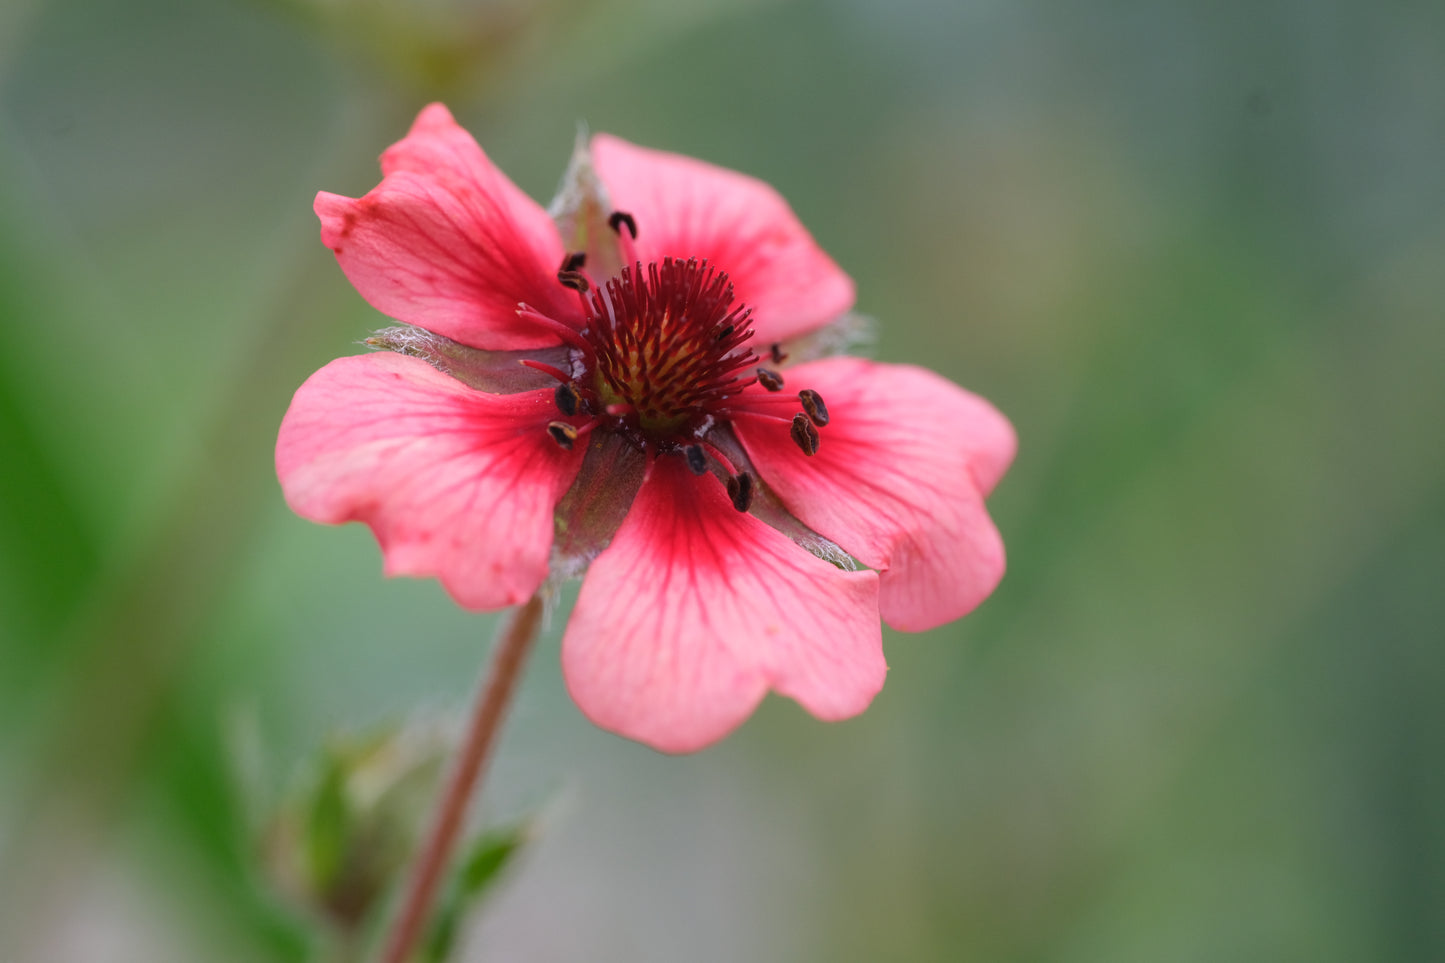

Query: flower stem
[377,594,545,963]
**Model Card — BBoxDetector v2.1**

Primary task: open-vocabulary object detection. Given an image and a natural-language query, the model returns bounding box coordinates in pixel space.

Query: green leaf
[458,830,524,897]
[421,823,529,963]
[303,754,351,893]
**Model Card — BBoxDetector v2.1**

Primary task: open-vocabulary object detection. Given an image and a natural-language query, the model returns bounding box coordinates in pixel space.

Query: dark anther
[756,367,784,392]
[790,413,820,456]
[557,270,589,292]
[715,324,734,342]
[798,388,829,426]
[608,211,638,239]
[769,342,788,365]
[554,383,581,416]
[547,421,579,450]
[685,444,708,476]
[559,251,587,272]
[726,471,755,512]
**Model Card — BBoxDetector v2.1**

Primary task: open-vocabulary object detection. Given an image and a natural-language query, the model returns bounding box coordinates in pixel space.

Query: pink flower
[277,104,1015,753]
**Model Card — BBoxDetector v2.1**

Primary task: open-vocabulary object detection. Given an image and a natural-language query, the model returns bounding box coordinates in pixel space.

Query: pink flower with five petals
[276,104,1015,753]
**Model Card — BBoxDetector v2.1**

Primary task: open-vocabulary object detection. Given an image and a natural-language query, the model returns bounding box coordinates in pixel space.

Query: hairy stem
[378,595,545,963]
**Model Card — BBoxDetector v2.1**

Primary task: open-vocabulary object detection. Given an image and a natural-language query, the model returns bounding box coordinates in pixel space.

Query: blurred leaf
[138,692,314,963]
[262,723,449,944]
[0,368,98,633]
[304,755,352,895]
[421,823,529,963]
[458,828,524,898]
[0,191,101,655]
[255,0,540,100]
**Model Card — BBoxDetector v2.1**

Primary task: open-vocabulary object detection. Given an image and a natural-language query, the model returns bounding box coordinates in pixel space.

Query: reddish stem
[377,595,545,963]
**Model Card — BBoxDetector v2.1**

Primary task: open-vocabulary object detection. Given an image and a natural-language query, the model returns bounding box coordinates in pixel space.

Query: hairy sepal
[366,325,573,394]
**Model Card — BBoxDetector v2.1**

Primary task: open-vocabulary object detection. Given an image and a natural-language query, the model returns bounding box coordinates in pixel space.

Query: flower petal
[562,457,885,753]
[317,104,579,351]
[590,133,855,345]
[276,352,584,609]
[733,358,1016,632]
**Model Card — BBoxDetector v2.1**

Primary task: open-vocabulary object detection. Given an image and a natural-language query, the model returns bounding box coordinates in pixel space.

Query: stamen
[798,389,829,426]
[726,471,755,512]
[770,343,788,365]
[520,359,572,383]
[547,421,579,450]
[557,270,590,293]
[608,211,638,239]
[698,439,738,475]
[516,306,593,355]
[790,413,820,455]
[560,251,587,273]
[715,324,734,342]
[713,404,793,424]
[555,383,581,416]
[684,444,708,476]
[756,367,784,392]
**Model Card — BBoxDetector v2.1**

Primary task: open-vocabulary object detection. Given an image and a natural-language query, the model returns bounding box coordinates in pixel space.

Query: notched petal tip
[589,132,856,345]
[379,102,469,176]
[561,458,885,753]
[734,357,1014,633]
[317,107,580,351]
[276,353,585,612]
[314,190,362,254]
[412,101,459,130]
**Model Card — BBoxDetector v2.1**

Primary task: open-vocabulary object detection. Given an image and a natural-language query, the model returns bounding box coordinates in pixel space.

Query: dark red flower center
[528,233,829,512]
[585,258,758,437]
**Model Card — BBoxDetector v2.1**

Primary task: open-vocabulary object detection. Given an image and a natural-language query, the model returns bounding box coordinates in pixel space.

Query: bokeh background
[2,0,1443,959]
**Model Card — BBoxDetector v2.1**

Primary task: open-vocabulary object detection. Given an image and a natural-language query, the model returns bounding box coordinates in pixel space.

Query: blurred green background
[2,0,1442,959]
